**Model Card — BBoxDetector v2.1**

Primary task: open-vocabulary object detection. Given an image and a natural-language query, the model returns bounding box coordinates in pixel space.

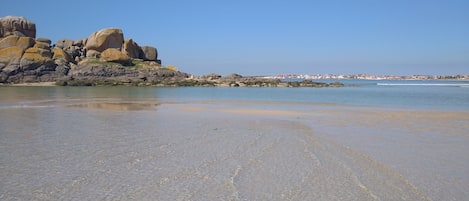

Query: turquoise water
[2,79,467,110]
[1,80,468,200]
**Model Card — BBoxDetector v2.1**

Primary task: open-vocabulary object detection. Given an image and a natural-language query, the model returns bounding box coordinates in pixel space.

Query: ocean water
[1,79,468,110]
[1,80,468,200]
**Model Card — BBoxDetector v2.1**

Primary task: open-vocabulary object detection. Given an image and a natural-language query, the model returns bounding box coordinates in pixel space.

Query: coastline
[1,77,345,87]
[5,82,56,86]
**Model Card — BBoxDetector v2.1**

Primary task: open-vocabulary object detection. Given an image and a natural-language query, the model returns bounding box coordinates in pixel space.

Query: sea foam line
[377,83,469,87]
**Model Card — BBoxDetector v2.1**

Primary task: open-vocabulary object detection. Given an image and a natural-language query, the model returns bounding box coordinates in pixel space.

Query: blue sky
[2,0,468,75]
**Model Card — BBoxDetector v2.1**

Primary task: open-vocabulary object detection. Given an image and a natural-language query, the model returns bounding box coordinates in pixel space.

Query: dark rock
[2,61,21,76]
[202,73,222,80]
[55,64,70,76]
[141,46,157,61]
[36,38,51,45]
[73,39,84,47]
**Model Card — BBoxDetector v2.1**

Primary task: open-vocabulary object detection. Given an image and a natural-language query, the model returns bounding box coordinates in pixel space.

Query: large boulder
[52,48,72,64]
[100,48,131,65]
[0,35,35,51]
[85,28,124,52]
[73,39,85,47]
[0,46,23,69]
[141,46,158,61]
[55,38,84,60]
[36,38,51,45]
[122,39,143,59]
[33,41,50,50]
[20,47,53,70]
[0,46,23,61]
[55,39,74,49]
[0,16,36,38]
[86,49,101,58]
[0,46,24,81]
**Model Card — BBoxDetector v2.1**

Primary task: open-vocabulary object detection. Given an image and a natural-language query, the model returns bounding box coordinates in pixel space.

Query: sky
[2,0,468,75]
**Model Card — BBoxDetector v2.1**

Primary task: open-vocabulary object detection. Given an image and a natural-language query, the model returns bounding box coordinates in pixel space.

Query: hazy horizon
[2,0,468,75]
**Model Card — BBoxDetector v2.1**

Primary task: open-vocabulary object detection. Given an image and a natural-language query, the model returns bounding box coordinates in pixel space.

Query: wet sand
[1,100,468,200]
[4,82,57,86]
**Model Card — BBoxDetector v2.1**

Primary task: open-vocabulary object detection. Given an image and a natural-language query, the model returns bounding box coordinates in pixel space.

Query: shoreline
[5,82,57,87]
[1,78,345,87]
[2,77,468,88]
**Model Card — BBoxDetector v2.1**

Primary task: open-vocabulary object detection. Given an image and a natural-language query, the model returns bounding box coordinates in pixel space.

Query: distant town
[263,74,469,80]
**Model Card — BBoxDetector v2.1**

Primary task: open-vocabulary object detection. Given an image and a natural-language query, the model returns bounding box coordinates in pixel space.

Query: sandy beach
[4,82,57,86]
[1,97,468,200]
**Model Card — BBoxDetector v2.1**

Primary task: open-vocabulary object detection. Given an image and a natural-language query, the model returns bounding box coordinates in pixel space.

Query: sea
[1,79,468,110]
[1,79,468,200]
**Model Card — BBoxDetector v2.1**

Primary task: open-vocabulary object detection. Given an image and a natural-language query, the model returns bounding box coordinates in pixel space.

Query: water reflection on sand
[68,102,159,111]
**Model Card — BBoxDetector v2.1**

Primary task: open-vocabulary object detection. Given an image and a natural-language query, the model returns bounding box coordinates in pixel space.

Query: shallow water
[1,86,468,200]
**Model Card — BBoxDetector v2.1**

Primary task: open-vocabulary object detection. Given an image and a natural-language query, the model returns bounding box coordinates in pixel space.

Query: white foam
[377,83,469,87]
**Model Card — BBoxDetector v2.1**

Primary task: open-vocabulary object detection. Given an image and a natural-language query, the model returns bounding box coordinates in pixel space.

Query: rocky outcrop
[0,36,35,51]
[0,15,181,84]
[21,50,50,69]
[123,39,143,59]
[0,16,344,88]
[86,50,100,58]
[141,46,158,61]
[52,48,72,64]
[0,46,23,79]
[100,48,131,65]
[0,16,36,38]
[0,46,23,64]
[85,28,124,52]
[55,38,85,61]
[55,39,74,50]
[36,38,51,44]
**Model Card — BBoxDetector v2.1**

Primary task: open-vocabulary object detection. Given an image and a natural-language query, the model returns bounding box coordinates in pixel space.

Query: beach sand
[1,100,468,200]
[6,82,57,86]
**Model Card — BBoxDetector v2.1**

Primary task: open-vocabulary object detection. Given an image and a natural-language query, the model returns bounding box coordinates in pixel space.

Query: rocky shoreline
[0,16,343,87]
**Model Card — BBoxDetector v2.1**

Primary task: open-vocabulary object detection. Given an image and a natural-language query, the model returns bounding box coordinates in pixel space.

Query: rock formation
[100,48,131,65]
[0,16,342,87]
[0,36,35,51]
[141,46,158,62]
[85,28,124,52]
[52,48,72,64]
[0,16,36,38]
[0,16,170,84]
[123,39,143,59]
